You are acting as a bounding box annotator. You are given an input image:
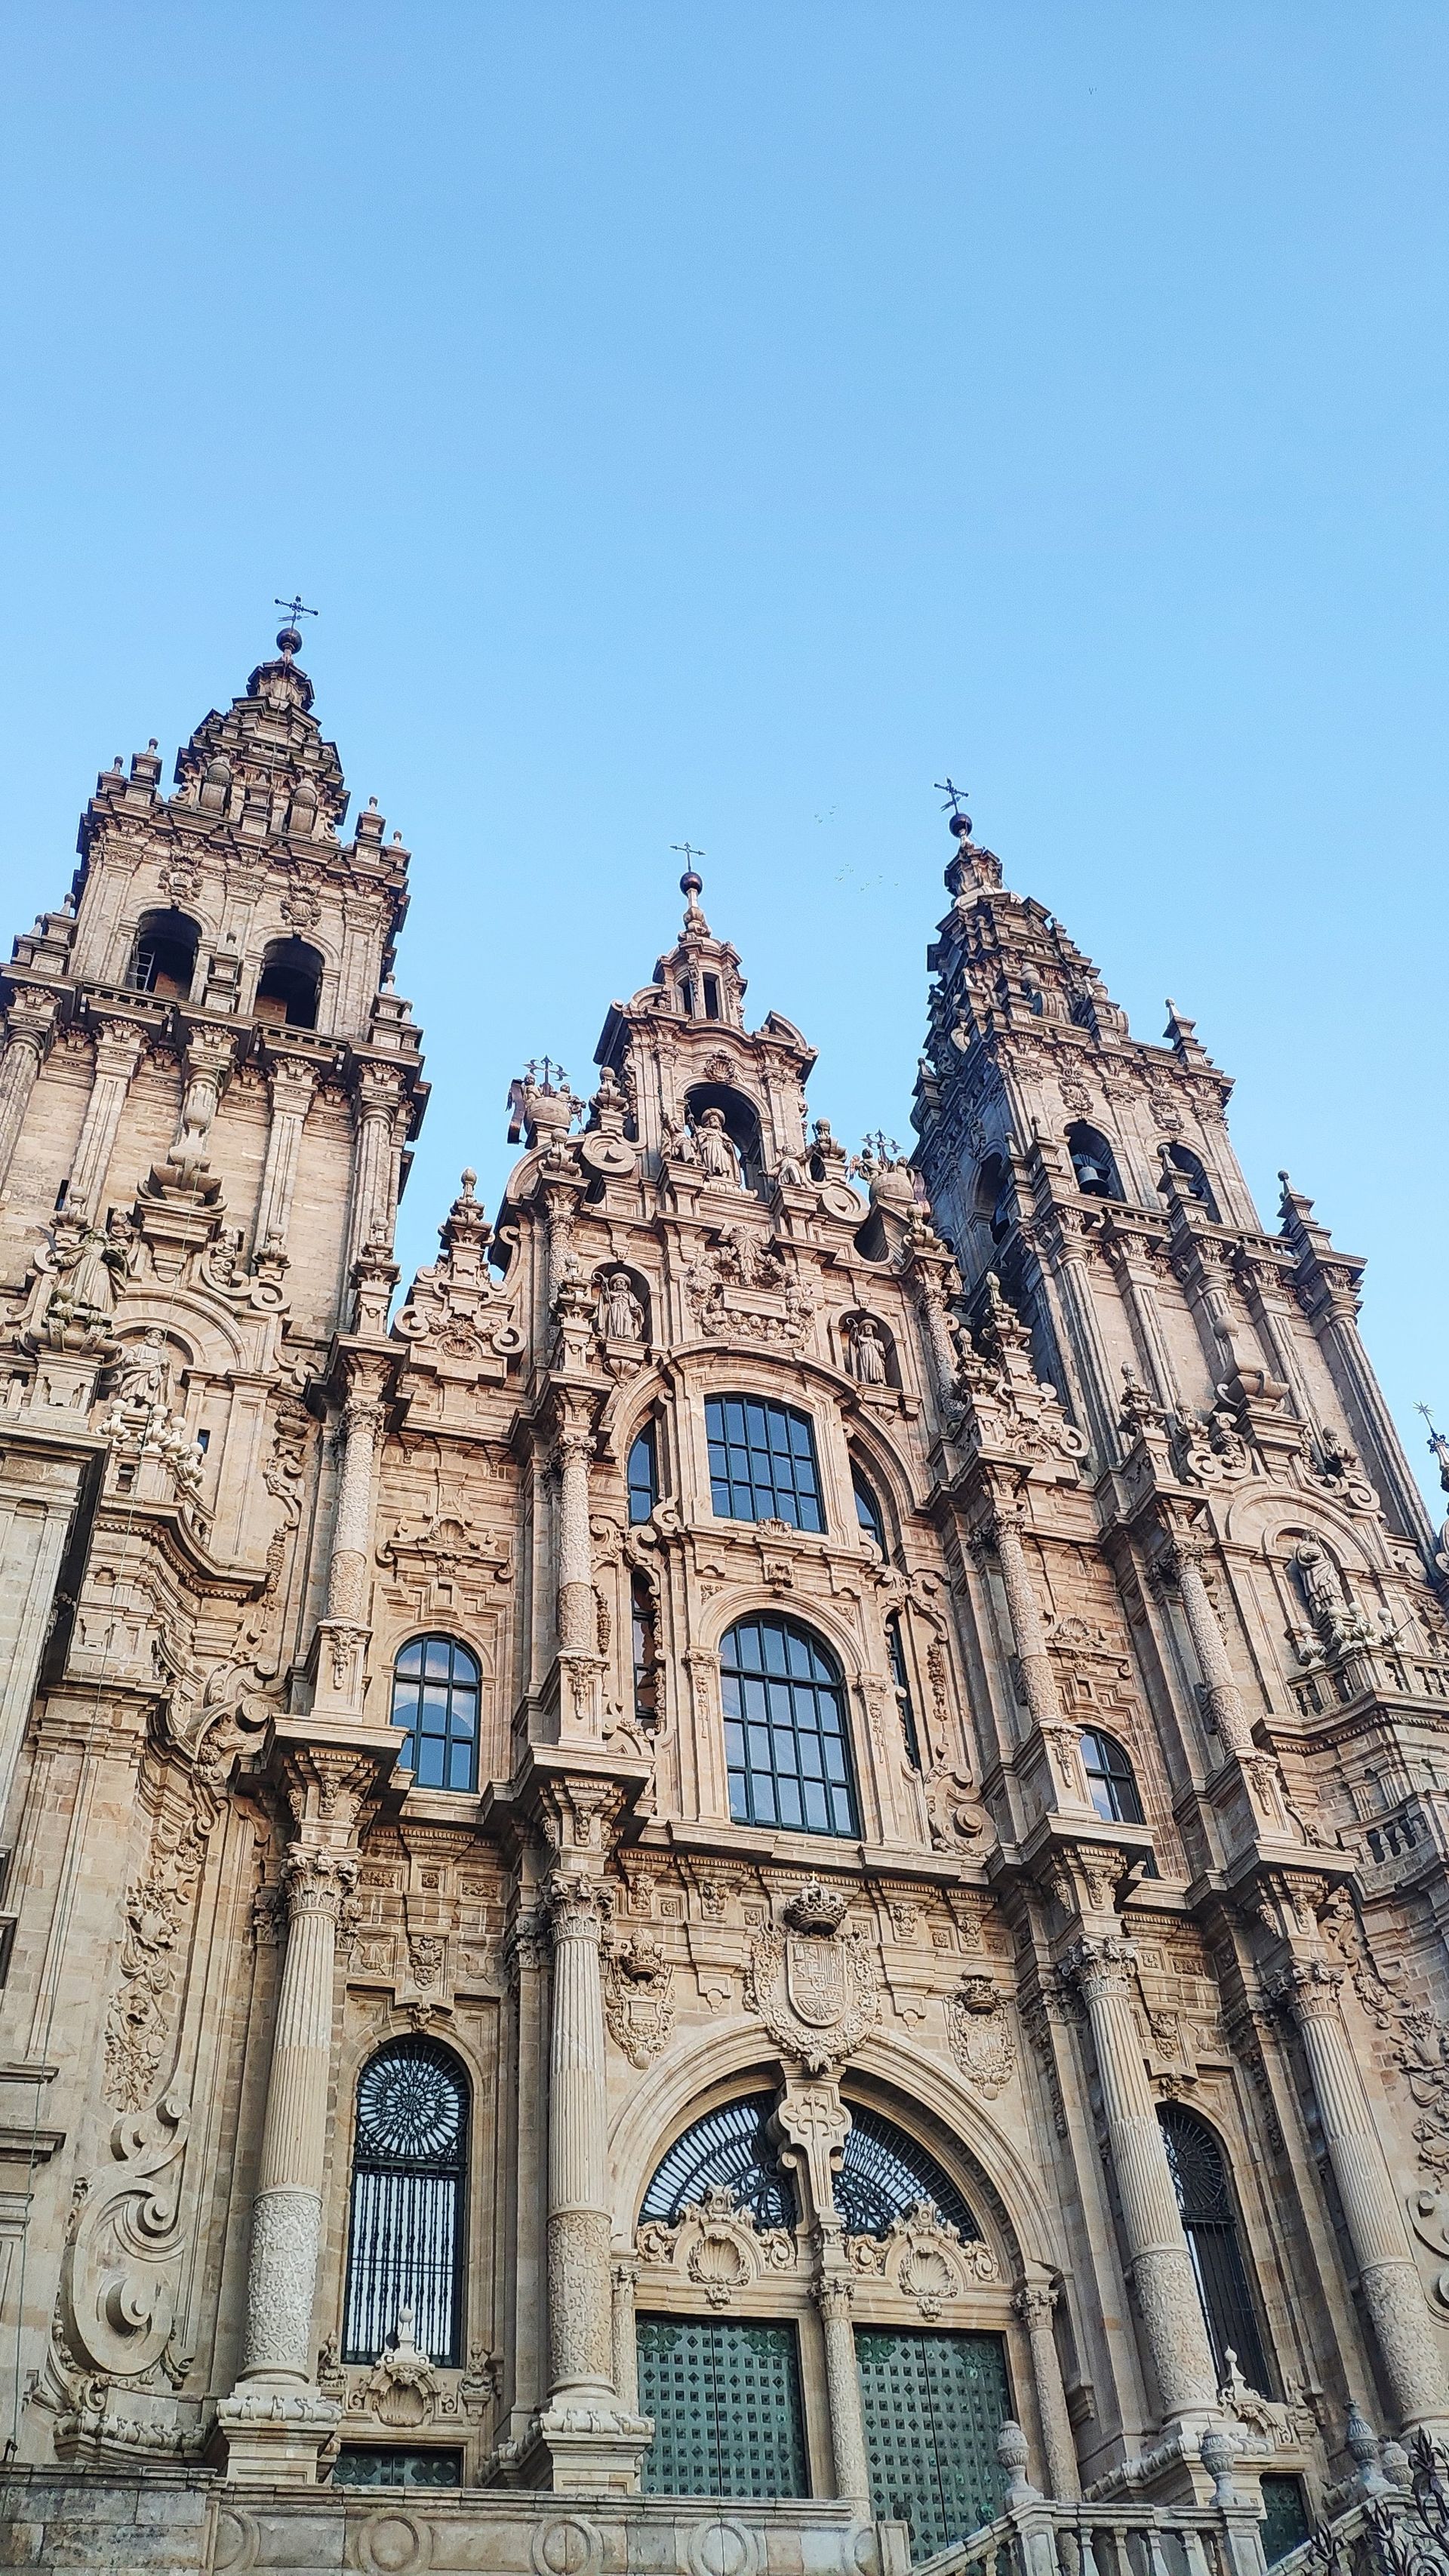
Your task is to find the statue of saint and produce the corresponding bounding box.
[850,1316,888,1385]
[695,1109,741,1186]
[596,1271,645,1342]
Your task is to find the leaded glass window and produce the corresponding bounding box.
[857,2328,1008,2556]
[343,2040,466,2366]
[641,2094,795,2229]
[838,2106,981,2242]
[1158,2104,1272,2391]
[637,2317,808,2498]
[628,1423,658,1523]
[1081,1728,1144,1825]
[721,1615,858,1837]
[391,1636,480,1793]
[706,1396,823,1531]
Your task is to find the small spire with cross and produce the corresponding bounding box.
[671,842,707,916]
[273,596,318,657]
[934,777,972,836]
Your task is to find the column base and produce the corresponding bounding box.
[514,2398,654,2494]
[210,2383,341,2485]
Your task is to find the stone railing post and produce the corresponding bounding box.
[816,2273,872,2507]
[1064,1934,1218,2423]
[1014,2281,1080,2498]
[1275,1960,1447,2429]
[0,992,57,1187]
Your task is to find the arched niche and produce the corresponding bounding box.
[684,1082,764,1192]
[128,908,200,1002]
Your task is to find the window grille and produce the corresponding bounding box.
[1081,1728,1144,1825]
[343,2040,466,2366]
[837,2107,980,2241]
[721,1615,857,1837]
[885,1614,921,1768]
[641,2094,796,2229]
[1158,2104,1272,2391]
[853,1467,886,1557]
[333,2448,463,2488]
[637,2317,808,2498]
[706,1396,823,1531]
[627,1423,658,1523]
[391,1636,480,1793]
[1260,2476,1312,2565]
[856,2328,1008,2556]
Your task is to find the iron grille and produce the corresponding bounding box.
[856,2328,1008,2556]
[706,1396,824,1531]
[837,2107,981,2241]
[332,2447,463,2488]
[1158,2102,1272,2391]
[636,2316,808,2498]
[641,2095,796,2228]
[343,2039,466,2366]
[721,1614,858,1837]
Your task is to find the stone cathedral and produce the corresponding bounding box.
[2,629,1447,2576]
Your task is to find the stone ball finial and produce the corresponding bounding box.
[276,625,303,657]
[460,1168,478,1197]
[680,866,703,900]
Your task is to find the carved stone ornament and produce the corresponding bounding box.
[683,1231,817,1346]
[58,2092,190,2383]
[947,1974,1017,2098]
[363,2306,439,2427]
[635,2185,796,2307]
[846,2199,998,2316]
[601,1935,676,2067]
[745,1885,879,2074]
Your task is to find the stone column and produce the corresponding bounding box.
[555,1425,595,1657]
[0,993,56,1188]
[327,1384,386,1627]
[1066,1934,1218,2421]
[1014,2282,1079,2498]
[545,1872,615,2398]
[913,1273,961,1418]
[67,1018,143,1218]
[611,2258,639,2409]
[342,1063,404,1282]
[252,1053,317,1254]
[987,1509,1094,1811]
[1276,1962,1448,2429]
[816,2273,872,2507]
[1163,1540,1254,1760]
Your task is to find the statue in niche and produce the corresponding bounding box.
[850,1316,889,1386]
[664,1115,698,1165]
[41,1209,133,1345]
[777,1147,807,1188]
[595,1272,645,1343]
[695,1109,742,1186]
[115,1328,168,1411]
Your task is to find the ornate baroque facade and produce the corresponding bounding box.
[2,636,1447,2574]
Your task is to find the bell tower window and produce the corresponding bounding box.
[254,937,322,1029]
[128,909,198,1002]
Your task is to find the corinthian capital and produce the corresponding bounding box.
[1060,1933,1138,1999]
[546,1868,609,1940]
[1267,1957,1345,2023]
[282,1847,360,1919]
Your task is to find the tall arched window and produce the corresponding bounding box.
[885,1614,921,1769]
[128,909,199,1001]
[641,2094,796,2228]
[391,1636,480,1792]
[627,1422,658,1522]
[721,1614,858,1836]
[1066,1122,1124,1202]
[343,2039,467,2365]
[1165,1141,1221,1220]
[853,1463,886,1557]
[1081,1728,1144,1824]
[1158,2104,1271,2391]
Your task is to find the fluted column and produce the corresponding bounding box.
[816,2273,872,2506]
[1014,2282,1079,2498]
[988,1508,1094,1811]
[342,1063,404,1283]
[1276,1961,1447,2428]
[0,993,57,1188]
[1066,1934,1217,2421]
[67,1018,143,1218]
[327,1385,386,1627]
[555,1425,595,1657]
[546,1872,614,2397]
[239,1848,356,2381]
[1163,1540,1254,1759]
[252,1053,316,1254]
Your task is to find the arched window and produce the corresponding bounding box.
[837,2105,982,2240]
[853,1463,886,1557]
[706,1396,823,1531]
[627,1423,657,1523]
[343,2039,467,2365]
[721,1615,858,1836]
[641,2093,796,2228]
[254,936,321,1029]
[1066,1122,1124,1202]
[391,1636,480,1793]
[1081,1728,1144,1824]
[1166,1142,1221,1222]
[885,1614,921,1768]
[128,909,198,1001]
[974,1154,1012,1244]
[1158,2104,1272,2391]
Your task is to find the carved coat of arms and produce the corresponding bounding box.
[745,1882,879,2074]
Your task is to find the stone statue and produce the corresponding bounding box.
[777,1149,807,1188]
[850,1316,888,1385]
[116,1328,168,1411]
[665,1115,698,1165]
[41,1211,132,1347]
[595,1272,645,1343]
[694,1109,741,1186]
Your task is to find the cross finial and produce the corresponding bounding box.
[671,842,705,869]
[934,777,970,823]
[672,842,706,906]
[273,596,318,654]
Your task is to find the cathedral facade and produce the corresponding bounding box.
[2,632,1448,2575]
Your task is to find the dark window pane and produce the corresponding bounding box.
[718,1615,859,1839]
[390,1636,479,1795]
[343,2043,466,2369]
[705,1396,826,1531]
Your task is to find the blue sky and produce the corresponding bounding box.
[2,5,1445,1502]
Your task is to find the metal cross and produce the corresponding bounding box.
[527,1056,566,1092]
[670,842,706,869]
[274,595,318,630]
[934,777,969,820]
[862,1130,901,1164]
